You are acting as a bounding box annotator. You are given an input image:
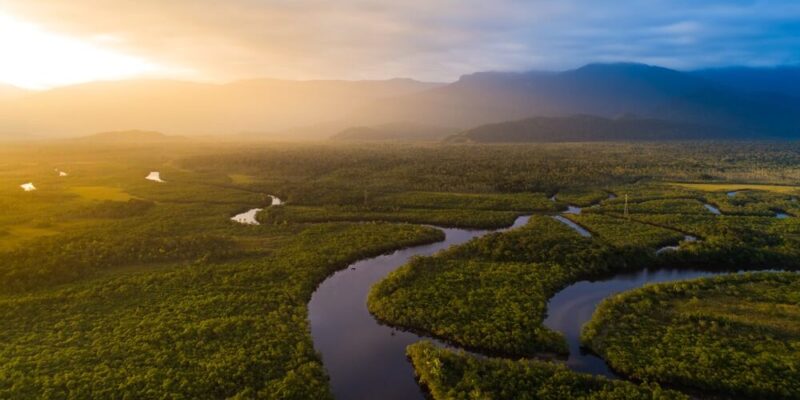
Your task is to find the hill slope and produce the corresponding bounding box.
[74,130,183,143]
[0,78,440,138]
[358,63,800,137]
[2,64,799,140]
[447,115,732,143]
[692,66,800,97]
[331,123,454,141]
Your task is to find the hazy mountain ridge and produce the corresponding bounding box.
[358,63,800,137]
[0,78,441,138]
[0,84,30,101]
[1,63,799,140]
[331,123,455,141]
[447,115,734,143]
[691,66,800,98]
[75,130,182,142]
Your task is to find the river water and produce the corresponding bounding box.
[309,216,529,400]
[305,200,779,399]
[230,195,282,225]
[542,267,727,377]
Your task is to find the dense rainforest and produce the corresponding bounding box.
[407,341,687,399]
[0,140,798,398]
[583,272,800,399]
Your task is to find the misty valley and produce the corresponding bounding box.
[0,140,798,399]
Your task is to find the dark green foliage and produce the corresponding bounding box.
[376,191,557,212]
[554,188,613,207]
[75,198,155,218]
[566,213,685,249]
[2,140,800,398]
[372,257,569,355]
[448,114,722,143]
[260,205,522,229]
[0,231,238,292]
[632,214,800,269]
[595,198,709,215]
[369,216,654,355]
[407,341,687,400]
[181,142,800,201]
[0,222,443,399]
[705,190,796,216]
[583,272,800,399]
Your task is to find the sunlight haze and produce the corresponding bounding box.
[0,2,799,400]
[0,12,162,89]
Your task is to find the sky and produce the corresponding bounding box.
[0,0,798,89]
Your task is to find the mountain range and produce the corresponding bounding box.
[446,115,727,143]
[0,79,439,138]
[1,63,799,140]
[358,63,800,139]
[331,123,454,141]
[0,84,29,101]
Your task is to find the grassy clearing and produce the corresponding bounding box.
[228,173,256,184]
[595,198,710,215]
[668,182,800,194]
[555,188,613,206]
[376,191,558,212]
[260,205,522,229]
[0,225,61,251]
[70,185,133,201]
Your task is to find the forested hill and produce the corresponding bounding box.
[445,115,733,143]
[3,63,800,140]
[330,123,454,141]
[74,130,183,143]
[691,66,800,97]
[359,63,800,138]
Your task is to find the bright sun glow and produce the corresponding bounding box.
[0,13,159,89]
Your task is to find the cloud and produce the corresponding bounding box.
[1,0,798,82]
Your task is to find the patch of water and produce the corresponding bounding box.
[231,208,262,225]
[564,205,582,214]
[655,235,698,255]
[145,171,165,183]
[704,204,721,215]
[20,182,36,191]
[552,215,591,237]
[231,196,283,225]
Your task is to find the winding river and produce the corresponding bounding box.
[304,197,782,399]
[309,216,530,400]
[542,267,727,377]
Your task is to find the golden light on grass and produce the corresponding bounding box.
[0,12,159,89]
[70,186,133,201]
[669,182,800,194]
